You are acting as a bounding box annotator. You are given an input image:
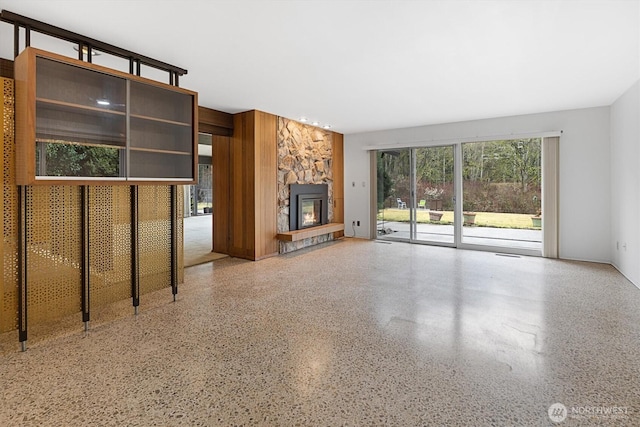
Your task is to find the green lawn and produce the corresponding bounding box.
[377,208,538,229]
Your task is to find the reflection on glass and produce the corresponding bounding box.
[37,57,127,113]
[36,141,122,177]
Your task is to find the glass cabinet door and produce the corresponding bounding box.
[35,57,127,179]
[128,81,194,180]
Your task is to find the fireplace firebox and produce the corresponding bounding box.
[289,184,328,231]
[299,195,323,228]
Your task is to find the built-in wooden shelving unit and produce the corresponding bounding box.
[15,47,198,185]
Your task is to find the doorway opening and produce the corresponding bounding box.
[183,133,227,266]
[185,133,213,217]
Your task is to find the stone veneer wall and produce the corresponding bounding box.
[277,117,334,254]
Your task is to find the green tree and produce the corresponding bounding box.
[416,146,454,185]
[377,152,394,209]
[507,138,540,192]
[42,143,120,177]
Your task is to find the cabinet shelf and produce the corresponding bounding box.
[130,147,190,156]
[36,99,126,146]
[15,47,198,185]
[130,113,190,127]
[37,98,127,116]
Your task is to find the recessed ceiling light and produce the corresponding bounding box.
[323,124,331,129]
[299,117,308,122]
[96,99,110,106]
[312,121,319,126]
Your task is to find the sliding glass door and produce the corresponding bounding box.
[412,146,455,245]
[460,139,542,252]
[376,138,544,256]
[376,146,456,246]
[377,149,411,241]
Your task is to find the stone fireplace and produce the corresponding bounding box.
[277,118,335,254]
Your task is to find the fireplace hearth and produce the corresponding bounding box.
[289,184,328,231]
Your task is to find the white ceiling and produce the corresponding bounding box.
[1,0,638,134]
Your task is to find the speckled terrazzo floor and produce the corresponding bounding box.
[1,239,639,426]
[184,215,228,267]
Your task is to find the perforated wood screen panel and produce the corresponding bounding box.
[177,185,184,284]
[90,186,132,307]
[139,186,171,295]
[2,78,18,332]
[1,76,184,337]
[27,186,82,324]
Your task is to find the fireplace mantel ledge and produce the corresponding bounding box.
[276,223,344,242]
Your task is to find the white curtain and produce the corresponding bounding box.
[542,136,559,258]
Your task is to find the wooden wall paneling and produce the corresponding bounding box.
[228,111,256,259]
[242,112,257,259]
[198,106,233,136]
[215,110,329,260]
[199,123,233,137]
[212,135,230,254]
[200,106,234,254]
[253,111,278,260]
[229,112,244,258]
[332,132,345,238]
[199,106,234,133]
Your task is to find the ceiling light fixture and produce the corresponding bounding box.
[96,99,110,106]
[298,117,333,130]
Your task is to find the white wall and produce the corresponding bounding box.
[611,80,640,286]
[344,107,611,263]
